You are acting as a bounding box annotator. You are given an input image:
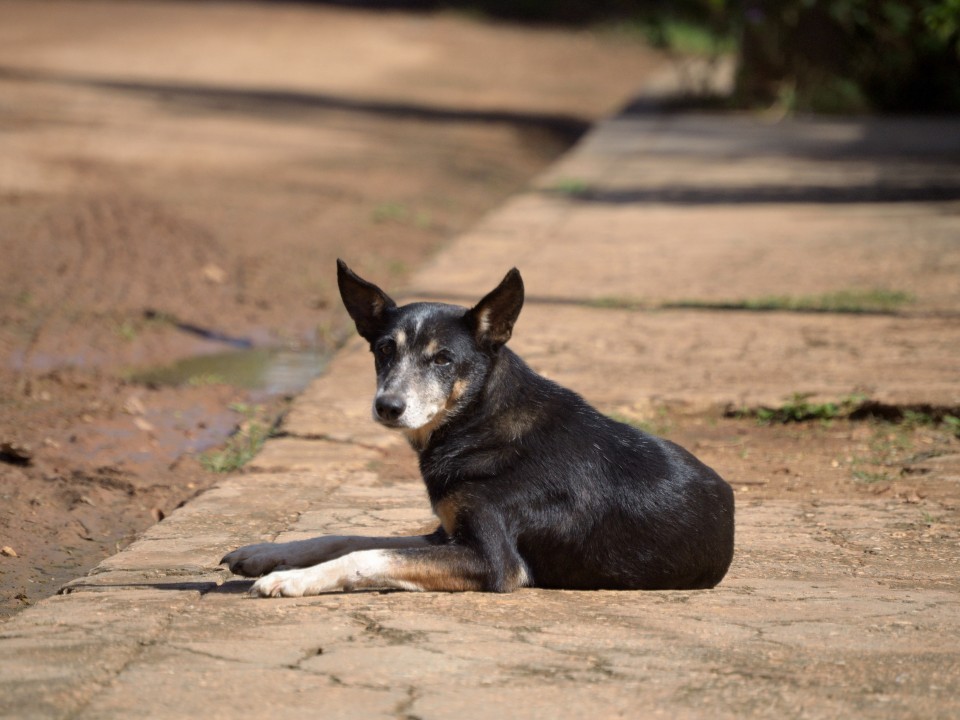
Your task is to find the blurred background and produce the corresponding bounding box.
[416,0,960,112]
[1,0,958,614]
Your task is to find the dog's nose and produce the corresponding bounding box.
[375,395,406,422]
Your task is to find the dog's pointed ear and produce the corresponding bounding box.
[465,268,524,351]
[337,259,397,342]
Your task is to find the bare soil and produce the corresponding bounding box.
[0,0,663,617]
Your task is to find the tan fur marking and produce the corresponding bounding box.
[499,405,537,441]
[449,378,470,402]
[397,550,530,593]
[434,495,461,536]
[424,338,439,356]
[398,562,484,592]
[347,549,484,592]
[395,329,407,347]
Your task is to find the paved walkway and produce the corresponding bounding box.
[3,80,960,718]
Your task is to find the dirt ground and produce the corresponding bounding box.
[0,0,665,617]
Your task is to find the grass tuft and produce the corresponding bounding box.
[667,289,913,315]
[585,296,647,311]
[200,403,274,473]
[547,178,592,197]
[599,17,735,57]
[941,415,960,438]
[742,393,868,425]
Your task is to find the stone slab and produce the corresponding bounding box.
[411,115,960,313]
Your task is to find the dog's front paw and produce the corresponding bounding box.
[250,568,319,598]
[222,537,351,577]
[221,543,285,577]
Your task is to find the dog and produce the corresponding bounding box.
[222,260,735,596]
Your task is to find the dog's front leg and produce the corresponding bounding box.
[250,544,527,597]
[221,533,439,577]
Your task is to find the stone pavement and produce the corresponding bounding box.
[3,100,960,717]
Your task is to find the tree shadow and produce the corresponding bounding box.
[0,65,588,146]
[546,183,960,205]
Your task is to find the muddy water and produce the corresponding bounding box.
[132,347,329,398]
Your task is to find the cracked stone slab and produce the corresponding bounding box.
[4,497,960,719]
[411,115,960,313]
[59,471,350,592]
[734,499,960,591]
[246,436,382,474]
[497,305,959,412]
[78,663,407,719]
[0,590,198,718]
[272,475,434,540]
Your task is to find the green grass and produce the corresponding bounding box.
[845,413,960,485]
[885,410,960,437]
[200,403,273,473]
[945,415,960,438]
[852,469,893,484]
[228,401,256,416]
[599,17,735,57]
[667,289,913,315]
[547,178,592,197]
[115,319,138,342]
[371,202,433,231]
[200,421,269,473]
[571,289,912,316]
[745,393,868,425]
[371,202,409,223]
[187,373,227,387]
[585,296,648,311]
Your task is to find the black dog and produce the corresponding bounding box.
[222,260,734,596]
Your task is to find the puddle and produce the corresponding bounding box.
[131,347,330,396]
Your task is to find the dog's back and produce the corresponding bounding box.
[420,346,735,591]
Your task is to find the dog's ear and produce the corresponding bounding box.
[337,259,397,342]
[465,268,524,351]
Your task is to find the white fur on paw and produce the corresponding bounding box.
[249,550,397,598]
[250,568,314,598]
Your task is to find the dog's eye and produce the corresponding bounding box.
[432,351,453,366]
[377,341,395,358]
